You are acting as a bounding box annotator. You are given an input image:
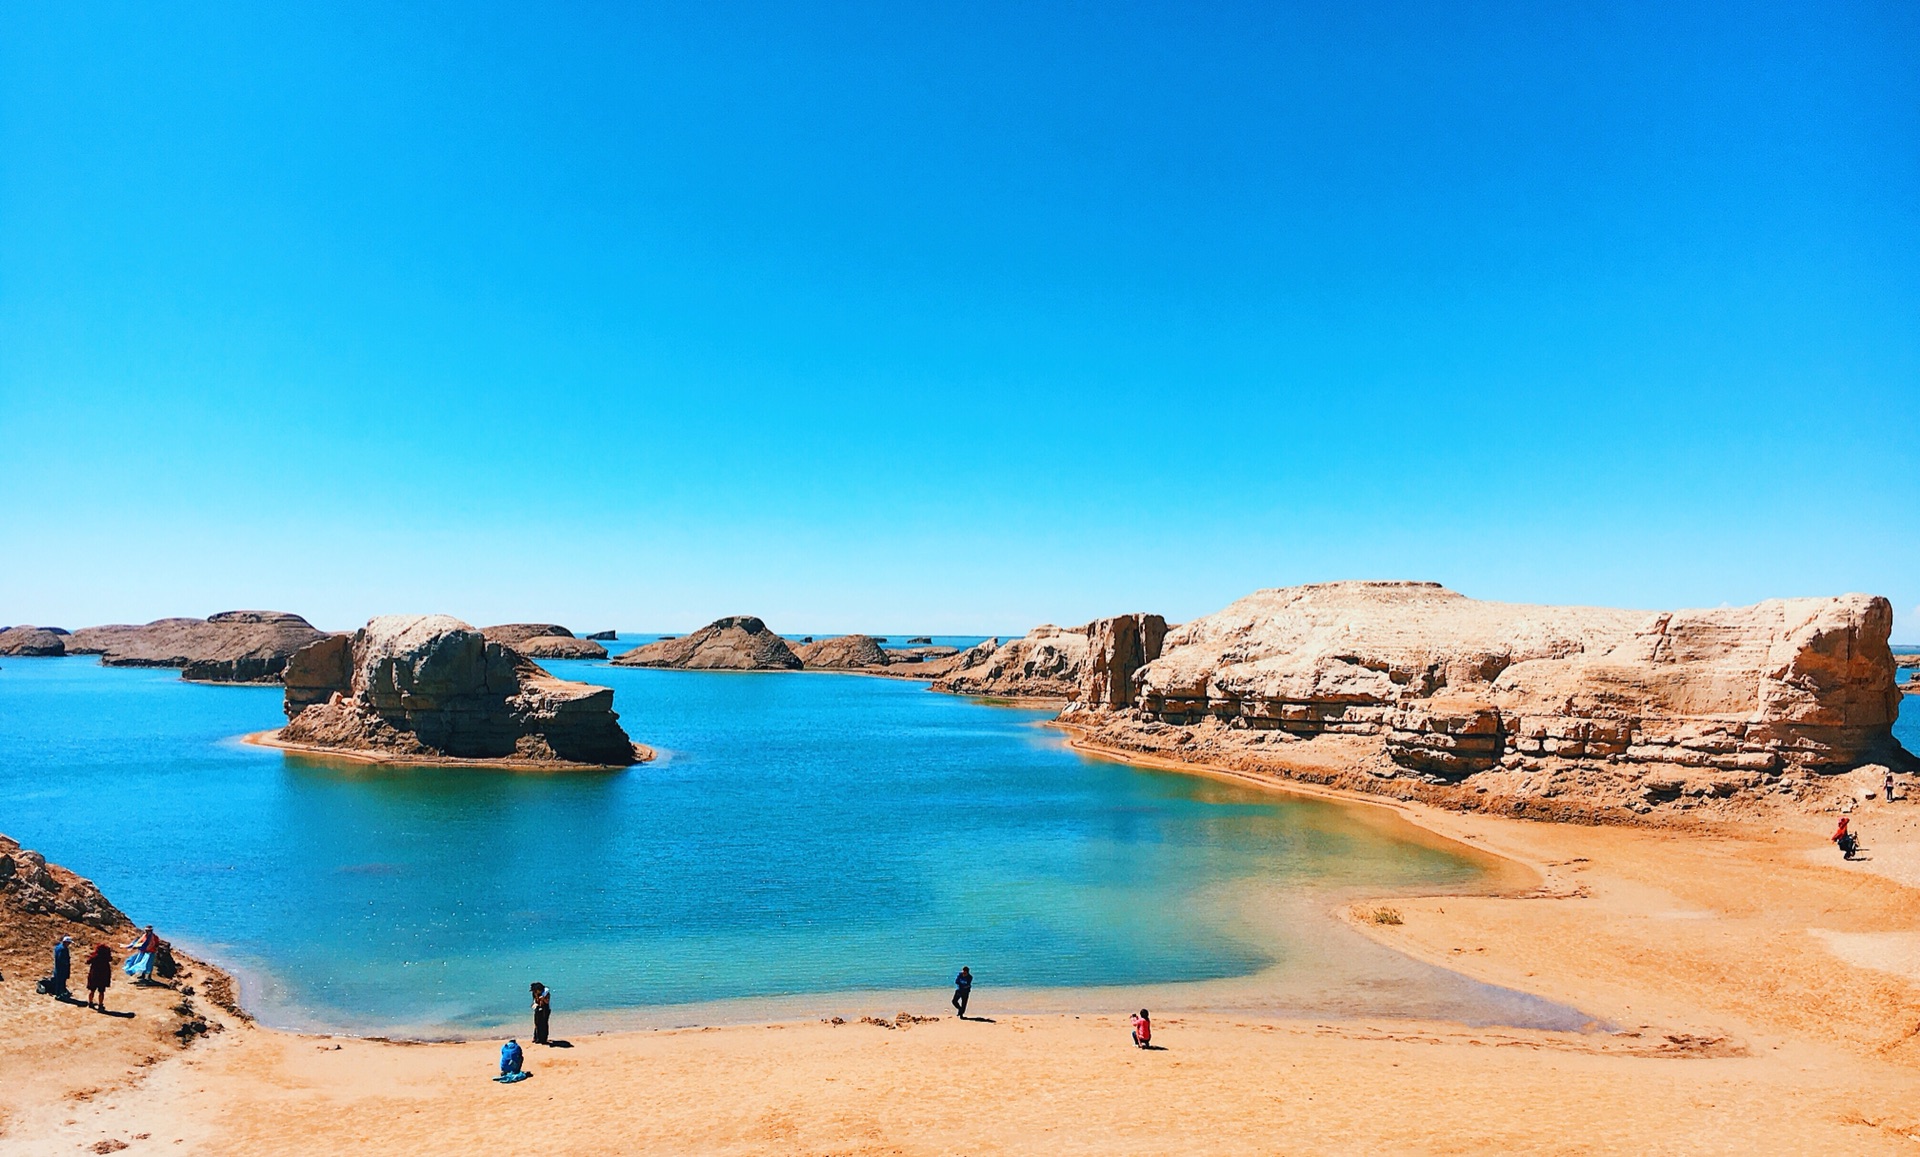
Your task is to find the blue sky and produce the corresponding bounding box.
[2,2,1916,638]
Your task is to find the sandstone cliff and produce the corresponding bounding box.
[1053,583,1906,792]
[64,612,329,683]
[934,625,1092,698]
[793,634,890,669]
[0,626,68,656]
[278,615,638,766]
[612,616,802,670]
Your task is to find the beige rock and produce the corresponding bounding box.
[278,614,637,766]
[611,617,802,670]
[507,635,608,660]
[0,626,67,656]
[64,612,329,683]
[793,634,889,669]
[1120,582,1902,777]
[935,625,1089,698]
[480,623,574,645]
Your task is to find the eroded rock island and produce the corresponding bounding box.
[63,611,329,683]
[481,623,608,660]
[612,616,802,670]
[275,615,639,767]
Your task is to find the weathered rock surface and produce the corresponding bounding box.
[888,645,961,664]
[0,626,68,656]
[481,623,573,645]
[585,630,618,641]
[1074,582,1904,778]
[934,625,1091,698]
[612,616,802,670]
[793,634,890,669]
[509,635,609,660]
[278,615,637,766]
[64,611,329,683]
[1,834,127,929]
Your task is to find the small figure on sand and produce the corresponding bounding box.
[1831,815,1859,860]
[85,943,113,1011]
[1131,1009,1152,1049]
[497,1038,528,1082]
[951,966,973,1017]
[1886,769,1898,803]
[47,935,72,998]
[531,982,552,1045]
[124,924,160,983]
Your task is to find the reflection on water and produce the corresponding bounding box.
[3,652,1583,1034]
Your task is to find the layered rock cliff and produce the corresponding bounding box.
[278,615,638,766]
[933,624,1093,698]
[612,616,802,670]
[1048,583,1907,796]
[64,612,329,683]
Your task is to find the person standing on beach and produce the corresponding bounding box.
[1886,769,1898,803]
[124,924,159,983]
[50,935,72,997]
[85,943,112,1011]
[530,982,551,1045]
[951,966,973,1017]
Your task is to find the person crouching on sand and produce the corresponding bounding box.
[952,966,973,1017]
[500,1039,524,1077]
[1832,816,1859,860]
[85,943,113,1011]
[1131,1009,1152,1049]
[530,982,551,1045]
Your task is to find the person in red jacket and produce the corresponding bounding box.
[1131,1009,1152,1048]
[1832,816,1859,860]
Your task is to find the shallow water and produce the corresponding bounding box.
[0,644,1738,1035]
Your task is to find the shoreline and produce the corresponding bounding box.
[240,729,656,771]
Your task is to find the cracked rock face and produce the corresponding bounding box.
[279,615,636,766]
[62,611,329,683]
[0,835,127,929]
[792,634,890,669]
[1121,582,1902,776]
[611,616,802,670]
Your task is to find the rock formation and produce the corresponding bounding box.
[888,645,961,664]
[612,616,802,670]
[585,630,618,641]
[1061,582,1905,780]
[1,834,127,929]
[278,615,638,766]
[64,612,329,683]
[934,625,1091,698]
[479,624,607,659]
[793,634,890,669]
[0,626,68,656]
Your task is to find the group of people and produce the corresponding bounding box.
[494,966,1159,1080]
[43,925,168,1011]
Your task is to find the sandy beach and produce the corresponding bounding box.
[6,746,1918,1156]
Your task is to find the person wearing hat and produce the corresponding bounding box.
[49,935,72,997]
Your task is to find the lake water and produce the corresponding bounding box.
[19,641,1900,1038]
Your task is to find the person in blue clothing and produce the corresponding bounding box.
[951,966,973,1017]
[49,935,72,997]
[500,1039,525,1077]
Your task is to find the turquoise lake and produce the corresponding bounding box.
[19,644,1908,1037]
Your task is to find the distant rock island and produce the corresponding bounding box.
[0,625,70,656]
[481,624,608,660]
[60,612,330,682]
[612,616,803,670]
[271,615,641,767]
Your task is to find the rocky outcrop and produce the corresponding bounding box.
[934,625,1091,698]
[478,624,608,659]
[1,835,127,929]
[0,626,68,656]
[794,634,890,669]
[277,615,638,766]
[510,635,608,660]
[889,645,961,664]
[585,630,618,641]
[1081,614,1169,710]
[481,623,573,646]
[612,616,802,670]
[65,612,329,683]
[1091,582,1904,778]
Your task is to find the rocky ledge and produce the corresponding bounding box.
[613,616,802,670]
[481,624,608,660]
[276,615,640,766]
[0,625,70,656]
[792,634,890,669]
[63,611,330,683]
[1003,582,1911,817]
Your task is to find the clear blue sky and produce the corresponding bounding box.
[3,2,1916,638]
